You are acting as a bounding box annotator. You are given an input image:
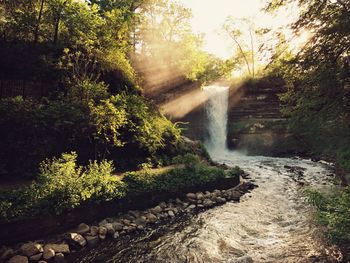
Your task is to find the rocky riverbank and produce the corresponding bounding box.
[0,182,256,263]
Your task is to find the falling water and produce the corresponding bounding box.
[203,85,229,154]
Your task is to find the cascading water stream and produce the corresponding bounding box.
[70,85,340,263]
[203,85,229,155]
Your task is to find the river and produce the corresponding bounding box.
[69,86,340,263]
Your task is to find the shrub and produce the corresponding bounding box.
[305,188,350,245]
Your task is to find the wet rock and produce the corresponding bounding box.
[29,253,42,261]
[54,253,65,263]
[20,242,43,257]
[113,232,120,239]
[86,235,99,246]
[186,193,196,199]
[9,255,28,263]
[77,223,90,235]
[43,248,55,260]
[90,226,99,236]
[44,244,70,254]
[112,222,124,231]
[65,233,87,248]
[1,248,14,259]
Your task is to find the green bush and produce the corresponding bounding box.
[305,188,350,244]
[0,153,126,221]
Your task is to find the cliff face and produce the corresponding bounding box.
[149,77,301,156]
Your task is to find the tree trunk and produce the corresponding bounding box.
[249,28,255,78]
[232,36,252,76]
[34,0,45,44]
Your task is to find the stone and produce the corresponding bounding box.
[9,255,28,263]
[86,235,99,246]
[104,223,115,235]
[129,210,141,218]
[54,253,65,263]
[196,192,204,200]
[98,226,107,236]
[112,222,124,231]
[188,198,197,204]
[175,198,182,204]
[113,232,120,239]
[146,213,157,223]
[188,204,196,210]
[43,248,55,260]
[44,244,70,254]
[186,193,196,199]
[77,223,90,235]
[197,204,204,208]
[99,234,107,240]
[90,226,99,236]
[137,225,144,231]
[159,202,167,209]
[38,261,48,263]
[203,199,214,207]
[168,211,175,217]
[151,206,162,214]
[1,248,14,259]
[99,219,108,226]
[66,233,87,248]
[20,242,43,257]
[133,217,147,226]
[29,253,43,261]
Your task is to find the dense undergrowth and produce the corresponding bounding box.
[0,153,243,222]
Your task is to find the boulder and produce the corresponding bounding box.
[8,255,28,263]
[44,244,70,254]
[54,253,65,263]
[186,193,196,199]
[90,226,99,236]
[104,223,115,235]
[20,242,43,257]
[112,222,124,231]
[1,248,14,259]
[151,206,162,214]
[146,213,157,223]
[168,211,175,218]
[77,223,90,235]
[29,253,42,261]
[65,233,87,248]
[43,248,55,260]
[86,236,99,246]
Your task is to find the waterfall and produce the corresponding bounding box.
[203,85,229,155]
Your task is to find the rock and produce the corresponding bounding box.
[145,213,157,223]
[86,235,99,246]
[98,226,107,236]
[99,234,107,240]
[65,233,87,248]
[44,244,70,254]
[186,193,196,199]
[123,214,135,221]
[197,204,204,208]
[77,223,90,235]
[38,261,48,263]
[151,206,162,214]
[159,202,167,209]
[9,255,28,263]
[98,219,108,226]
[203,199,214,207]
[112,222,124,231]
[1,248,14,259]
[168,211,175,217]
[29,253,42,261]
[196,192,204,200]
[188,204,196,210]
[113,232,120,239]
[188,198,197,204]
[90,226,99,236]
[104,223,115,235]
[54,253,65,263]
[43,248,55,260]
[137,225,144,231]
[133,217,147,226]
[175,198,182,204]
[20,242,43,257]
[129,210,141,218]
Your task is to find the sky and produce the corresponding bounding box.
[177,0,299,59]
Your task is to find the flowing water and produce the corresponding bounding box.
[70,86,340,263]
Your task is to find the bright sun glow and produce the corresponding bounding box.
[177,0,302,59]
